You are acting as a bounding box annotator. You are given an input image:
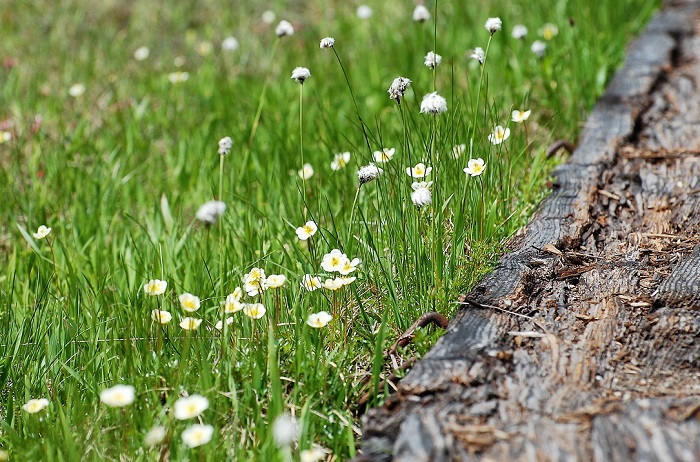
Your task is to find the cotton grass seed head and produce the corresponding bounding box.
[331,152,351,170]
[413,5,430,22]
[144,279,167,296]
[244,303,266,319]
[485,17,502,35]
[512,25,528,39]
[531,40,547,58]
[320,37,335,49]
[488,125,510,145]
[182,424,214,448]
[307,311,333,328]
[357,5,372,19]
[196,200,226,225]
[291,67,311,84]
[22,398,49,414]
[174,394,209,420]
[358,163,383,185]
[296,220,318,240]
[275,20,294,37]
[144,426,167,447]
[512,109,532,123]
[218,136,233,156]
[470,47,485,65]
[424,51,442,69]
[33,225,51,239]
[388,77,412,104]
[272,414,299,447]
[151,309,172,324]
[420,92,447,115]
[411,182,432,208]
[100,384,136,408]
[221,37,239,51]
[464,158,486,177]
[134,46,150,61]
[262,10,276,25]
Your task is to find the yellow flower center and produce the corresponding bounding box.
[303,225,314,234]
[184,299,196,309]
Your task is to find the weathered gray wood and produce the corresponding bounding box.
[358,1,700,460]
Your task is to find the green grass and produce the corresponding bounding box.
[1,0,658,460]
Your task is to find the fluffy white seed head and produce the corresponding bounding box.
[320,37,335,49]
[512,25,528,39]
[196,200,226,225]
[485,17,502,35]
[388,77,412,104]
[358,163,383,185]
[275,20,294,37]
[424,51,442,69]
[413,5,430,22]
[470,47,485,65]
[420,92,447,115]
[291,67,311,84]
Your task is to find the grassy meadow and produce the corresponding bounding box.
[1,0,658,460]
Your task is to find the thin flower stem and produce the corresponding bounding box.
[471,35,493,141]
[332,47,372,155]
[247,38,280,150]
[479,175,486,240]
[433,0,438,92]
[219,153,225,290]
[347,187,361,243]
[299,84,307,218]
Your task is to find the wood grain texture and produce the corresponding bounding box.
[358,1,700,460]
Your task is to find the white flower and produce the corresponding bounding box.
[411,181,433,208]
[272,414,299,447]
[320,37,335,49]
[531,40,547,58]
[218,136,233,156]
[298,163,314,180]
[178,293,200,312]
[100,384,136,408]
[358,163,383,185]
[265,274,287,288]
[540,23,558,40]
[331,152,351,170]
[221,37,239,51]
[296,220,318,240]
[196,41,213,56]
[470,47,485,65]
[215,317,234,330]
[33,225,51,239]
[388,77,412,104]
[243,303,266,319]
[420,92,447,115]
[413,5,430,22]
[452,144,466,158]
[291,67,311,84]
[134,46,150,61]
[144,426,167,447]
[373,147,395,163]
[406,162,432,178]
[321,249,347,273]
[179,317,203,331]
[485,17,502,35]
[322,277,344,291]
[224,292,245,313]
[488,125,510,145]
[181,424,214,448]
[195,200,226,225]
[262,10,276,24]
[301,448,327,462]
[244,267,266,284]
[275,20,294,37]
[68,83,85,97]
[301,274,322,291]
[0,131,11,143]
[511,109,532,123]
[511,25,528,39]
[143,279,167,296]
[307,311,333,328]
[424,51,442,69]
[174,56,185,67]
[22,398,49,414]
[151,309,173,324]
[339,276,357,286]
[339,257,360,275]
[174,394,209,420]
[244,279,268,297]
[168,72,189,83]
[357,5,372,19]
[464,158,486,177]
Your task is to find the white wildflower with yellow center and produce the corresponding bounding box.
[134,46,150,61]
[488,125,510,145]
[100,384,135,408]
[182,424,215,448]
[301,448,327,462]
[143,279,167,296]
[151,309,172,324]
[511,109,532,123]
[321,249,347,273]
[298,163,314,180]
[0,131,11,143]
[174,394,209,420]
[265,274,287,288]
[373,147,395,163]
[322,277,344,291]
[224,295,245,313]
[301,274,322,292]
[339,257,361,276]
[68,83,85,97]
[339,276,357,286]
[307,311,333,328]
[168,72,189,83]
[215,317,234,330]
[144,426,166,447]
[22,398,49,414]
[33,225,52,239]
[196,41,213,56]
[453,144,466,158]
[296,220,318,240]
[464,158,486,177]
[178,293,201,312]
[331,152,351,170]
[243,303,266,319]
[406,162,432,178]
[179,317,202,331]
[540,23,558,40]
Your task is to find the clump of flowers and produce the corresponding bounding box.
[488,125,510,145]
[388,77,412,104]
[411,181,433,208]
[485,17,502,35]
[143,279,167,296]
[424,51,442,69]
[358,163,383,185]
[33,225,51,239]
[464,158,486,177]
[420,92,447,114]
[307,311,333,328]
[291,67,311,84]
[100,384,136,408]
[196,200,226,225]
[331,152,351,170]
[275,20,294,37]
